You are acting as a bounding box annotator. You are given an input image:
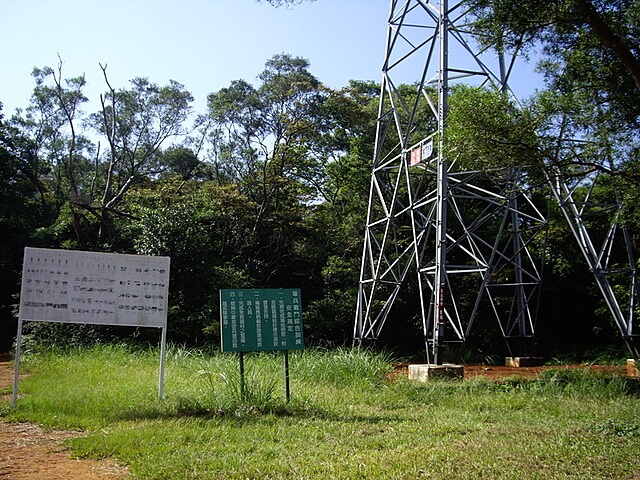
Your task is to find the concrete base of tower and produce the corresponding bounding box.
[627,359,639,378]
[408,363,464,382]
[505,357,544,368]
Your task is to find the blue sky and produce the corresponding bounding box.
[0,0,391,116]
[0,0,543,118]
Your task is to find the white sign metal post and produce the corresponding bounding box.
[12,247,170,408]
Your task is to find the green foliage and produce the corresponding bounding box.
[158,146,203,180]
[127,179,248,345]
[0,106,54,350]
[3,32,640,359]
[537,367,639,397]
[591,418,640,437]
[7,344,162,429]
[445,85,542,179]
[466,0,640,181]
[292,347,392,386]
[459,1,640,358]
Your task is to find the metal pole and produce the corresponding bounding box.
[284,350,290,403]
[509,180,529,356]
[239,351,245,401]
[353,0,547,360]
[12,317,23,408]
[158,325,167,399]
[433,0,449,365]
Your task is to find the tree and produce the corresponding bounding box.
[465,0,640,181]
[203,57,387,346]
[462,0,640,222]
[158,146,203,181]
[444,85,542,178]
[124,178,249,344]
[9,60,96,247]
[294,80,381,346]
[0,104,52,350]
[205,54,336,285]
[9,62,195,250]
[466,0,640,91]
[90,68,194,246]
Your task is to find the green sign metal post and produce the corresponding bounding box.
[284,350,290,402]
[220,289,304,402]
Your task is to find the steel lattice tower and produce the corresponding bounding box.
[546,169,640,358]
[353,0,640,361]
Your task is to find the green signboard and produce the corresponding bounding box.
[220,289,304,352]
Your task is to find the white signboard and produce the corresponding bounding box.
[13,247,171,407]
[20,247,170,327]
[422,140,433,160]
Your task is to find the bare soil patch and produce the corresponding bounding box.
[389,361,629,381]
[463,362,628,380]
[0,353,129,480]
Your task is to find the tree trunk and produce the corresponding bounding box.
[574,0,640,91]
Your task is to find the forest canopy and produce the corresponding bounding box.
[2,0,639,359]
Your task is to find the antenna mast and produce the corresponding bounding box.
[354,0,545,362]
[354,0,639,361]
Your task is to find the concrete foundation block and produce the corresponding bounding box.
[505,357,544,368]
[627,359,639,378]
[408,364,464,382]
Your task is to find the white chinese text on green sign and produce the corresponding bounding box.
[220,289,304,352]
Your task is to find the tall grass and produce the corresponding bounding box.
[2,345,639,479]
[292,347,392,385]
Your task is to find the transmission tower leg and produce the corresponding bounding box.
[548,173,639,358]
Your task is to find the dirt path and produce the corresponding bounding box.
[0,355,129,480]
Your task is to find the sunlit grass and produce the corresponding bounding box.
[2,345,639,479]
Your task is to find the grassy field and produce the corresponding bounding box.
[1,345,639,479]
